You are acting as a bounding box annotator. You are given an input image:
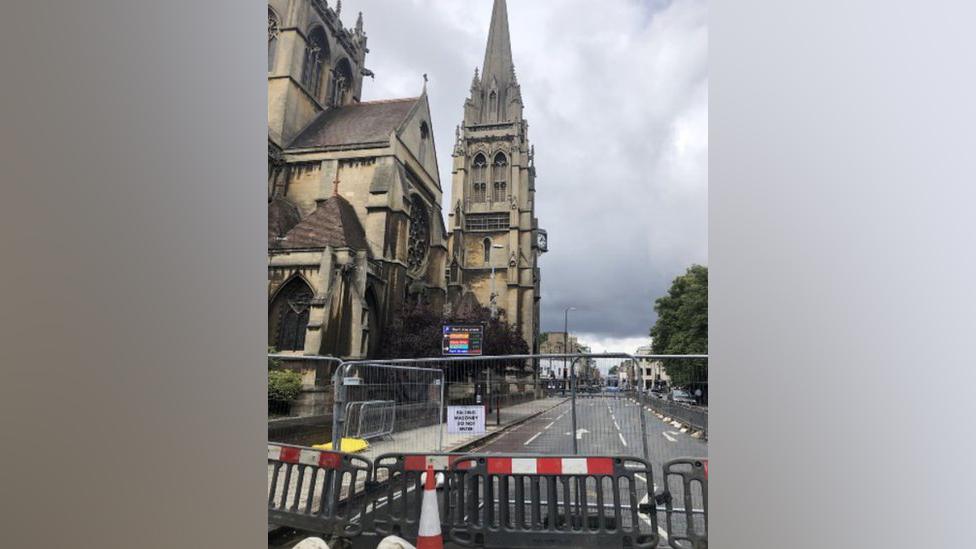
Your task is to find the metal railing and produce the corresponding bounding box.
[639,393,708,437]
[343,400,396,440]
[268,352,707,460]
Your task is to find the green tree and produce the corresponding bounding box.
[650,265,708,387]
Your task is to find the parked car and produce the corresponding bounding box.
[670,389,697,405]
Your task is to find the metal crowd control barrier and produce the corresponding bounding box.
[661,458,708,549]
[448,455,658,549]
[369,453,474,539]
[344,400,396,440]
[267,443,373,538]
[641,395,708,437]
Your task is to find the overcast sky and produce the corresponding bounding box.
[347,0,707,351]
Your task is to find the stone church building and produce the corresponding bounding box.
[447,0,546,352]
[267,0,543,359]
[267,0,447,358]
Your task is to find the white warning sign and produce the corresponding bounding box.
[447,405,486,435]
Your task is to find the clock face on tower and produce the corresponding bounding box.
[536,230,548,253]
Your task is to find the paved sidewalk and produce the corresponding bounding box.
[358,396,568,462]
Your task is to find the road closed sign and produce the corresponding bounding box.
[447,405,486,435]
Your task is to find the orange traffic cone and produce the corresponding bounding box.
[416,464,443,549]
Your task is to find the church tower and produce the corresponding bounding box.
[448,0,546,352]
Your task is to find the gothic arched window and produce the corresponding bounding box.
[418,121,430,162]
[268,9,280,73]
[331,58,354,107]
[492,153,508,203]
[407,195,430,273]
[472,154,488,203]
[483,238,492,264]
[270,277,314,352]
[302,27,329,99]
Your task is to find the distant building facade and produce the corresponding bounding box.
[267,0,447,358]
[635,344,670,391]
[538,332,579,388]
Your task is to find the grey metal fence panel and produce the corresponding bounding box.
[641,395,708,437]
[268,355,344,447]
[343,400,396,440]
[333,362,445,453]
[661,458,708,549]
[448,454,658,549]
[267,443,373,537]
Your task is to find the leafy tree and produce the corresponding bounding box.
[608,365,619,375]
[650,265,708,387]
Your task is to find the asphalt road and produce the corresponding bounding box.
[470,395,706,474]
[468,394,708,547]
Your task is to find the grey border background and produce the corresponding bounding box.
[2,1,976,548]
[712,1,976,547]
[1,1,267,547]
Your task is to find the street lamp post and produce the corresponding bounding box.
[489,244,505,318]
[564,306,576,392]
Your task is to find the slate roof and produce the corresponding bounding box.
[288,97,420,150]
[268,197,302,247]
[276,195,369,252]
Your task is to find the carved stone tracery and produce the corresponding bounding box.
[407,195,430,273]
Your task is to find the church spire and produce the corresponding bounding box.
[481,0,515,88]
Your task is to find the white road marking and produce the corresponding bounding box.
[662,432,677,442]
[544,421,555,430]
[618,432,628,446]
[524,432,542,446]
[667,431,681,437]
[634,474,669,542]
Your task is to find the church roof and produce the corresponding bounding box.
[481,0,515,88]
[288,97,421,150]
[276,194,369,252]
[268,197,302,247]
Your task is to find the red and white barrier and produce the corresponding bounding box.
[402,454,470,471]
[267,444,342,469]
[485,457,615,475]
[416,465,443,549]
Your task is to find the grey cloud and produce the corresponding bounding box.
[351,0,707,345]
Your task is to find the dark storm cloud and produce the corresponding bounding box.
[349,0,707,347]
